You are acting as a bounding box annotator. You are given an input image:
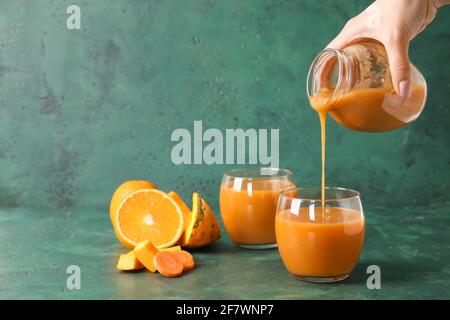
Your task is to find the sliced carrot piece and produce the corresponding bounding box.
[173,250,195,271]
[153,252,183,278]
[134,240,159,272]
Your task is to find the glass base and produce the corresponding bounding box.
[237,243,277,250]
[292,274,350,283]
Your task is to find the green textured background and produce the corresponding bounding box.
[0,0,449,300]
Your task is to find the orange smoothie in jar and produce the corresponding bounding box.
[309,85,427,132]
[276,206,365,278]
[220,179,295,247]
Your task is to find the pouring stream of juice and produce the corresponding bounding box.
[310,90,332,219]
[319,111,326,217]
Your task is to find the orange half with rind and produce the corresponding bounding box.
[110,180,156,248]
[115,189,184,249]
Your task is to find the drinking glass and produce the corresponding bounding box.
[220,167,295,249]
[276,187,365,282]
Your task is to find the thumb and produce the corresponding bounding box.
[384,39,411,98]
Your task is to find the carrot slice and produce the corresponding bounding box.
[173,250,195,271]
[153,252,183,278]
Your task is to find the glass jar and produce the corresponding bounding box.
[306,40,427,132]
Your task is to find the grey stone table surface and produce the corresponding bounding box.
[0,203,449,300]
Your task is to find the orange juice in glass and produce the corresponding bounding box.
[220,168,295,249]
[276,187,365,282]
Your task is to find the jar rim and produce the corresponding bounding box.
[306,48,352,102]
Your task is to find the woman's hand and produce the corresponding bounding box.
[328,0,445,98]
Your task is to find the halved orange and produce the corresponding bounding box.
[114,189,184,249]
[110,180,156,225]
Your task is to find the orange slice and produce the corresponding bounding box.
[182,192,221,249]
[168,191,192,243]
[115,189,184,249]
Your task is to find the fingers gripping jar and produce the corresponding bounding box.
[307,40,427,132]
